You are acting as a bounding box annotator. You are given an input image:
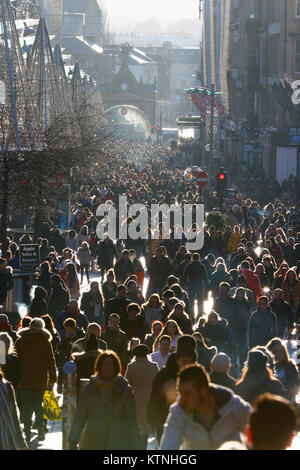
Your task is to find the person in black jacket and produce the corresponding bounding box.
[114,250,135,285]
[183,253,209,307]
[96,237,119,279]
[100,314,128,367]
[197,311,233,357]
[248,297,278,350]
[36,261,52,297]
[0,258,13,307]
[47,274,70,320]
[80,282,105,326]
[147,347,198,445]
[270,289,294,338]
[167,302,193,335]
[147,248,172,298]
[104,285,131,323]
[209,352,236,391]
[120,303,146,342]
[30,287,48,318]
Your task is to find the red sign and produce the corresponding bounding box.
[197,171,208,188]
[191,94,225,115]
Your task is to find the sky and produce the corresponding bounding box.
[100,0,200,31]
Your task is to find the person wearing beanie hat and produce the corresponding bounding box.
[0,314,17,342]
[125,344,159,448]
[234,348,286,405]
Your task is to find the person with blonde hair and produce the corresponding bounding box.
[266,338,300,402]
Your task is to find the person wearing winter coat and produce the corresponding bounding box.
[209,263,231,298]
[270,289,294,338]
[120,304,146,342]
[30,286,48,318]
[68,350,141,450]
[77,242,92,284]
[0,258,13,306]
[141,294,165,332]
[241,261,262,303]
[197,311,233,357]
[147,347,198,444]
[0,314,17,343]
[101,269,118,304]
[96,237,119,279]
[41,314,61,353]
[100,314,128,366]
[248,297,278,350]
[126,280,145,306]
[231,288,251,367]
[125,344,159,448]
[80,282,105,326]
[15,318,57,442]
[235,349,286,405]
[114,250,135,285]
[282,269,300,316]
[147,247,172,297]
[209,353,236,391]
[71,334,104,401]
[64,262,81,301]
[104,285,131,323]
[55,300,88,338]
[183,253,209,306]
[161,364,251,450]
[71,323,107,354]
[167,303,193,335]
[36,261,52,297]
[267,338,300,403]
[144,320,163,353]
[0,368,28,450]
[227,226,242,255]
[0,333,20,389]
[47,274,70,320]
[230,276,257,314]
[214,282,237,329]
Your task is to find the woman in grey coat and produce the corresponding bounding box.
[68,350,141,450]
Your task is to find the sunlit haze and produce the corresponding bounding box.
[101,0,199,31]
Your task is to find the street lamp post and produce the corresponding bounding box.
[209,83,215,190]
[184,85,222,189]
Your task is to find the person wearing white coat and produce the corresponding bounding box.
[160,364,252,450]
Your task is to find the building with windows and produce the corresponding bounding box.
[201,0,300,182]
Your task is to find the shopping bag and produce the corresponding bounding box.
[43,390,62,421]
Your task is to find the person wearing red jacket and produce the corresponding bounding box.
[241,260,262,303]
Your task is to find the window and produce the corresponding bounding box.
[295,40,300,73]
[296,1,300,18]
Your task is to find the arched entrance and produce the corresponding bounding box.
[105,105,152,141]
